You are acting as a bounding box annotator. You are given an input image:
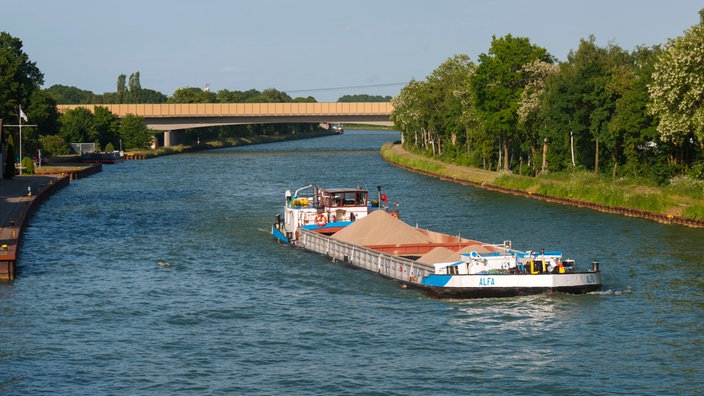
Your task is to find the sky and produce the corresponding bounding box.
[2,0,701,102]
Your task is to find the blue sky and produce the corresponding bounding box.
[2,0,701,102]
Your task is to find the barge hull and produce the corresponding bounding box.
[298,228,601,298]
[418,284,603,299]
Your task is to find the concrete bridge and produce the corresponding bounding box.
[57,102,393,146]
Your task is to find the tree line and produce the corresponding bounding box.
[391,10,704,185]
[0,29,386,178]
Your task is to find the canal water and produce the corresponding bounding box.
[1,130,703,395]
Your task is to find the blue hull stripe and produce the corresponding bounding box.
[421,275,452,287]
[302,221,352,230]
[271,227,289,243]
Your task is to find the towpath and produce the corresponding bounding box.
[0,175,68,279]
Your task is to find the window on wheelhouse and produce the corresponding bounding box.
[325,190,367,207]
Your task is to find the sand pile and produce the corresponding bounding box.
[416,247,459,264]
[332,210,430,246]
[458,244,498,254]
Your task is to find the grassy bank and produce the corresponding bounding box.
[124,130,336,159]
[381,143,704,222]
[342,124,395,131]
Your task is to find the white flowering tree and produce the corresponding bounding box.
[518,60,559,174]
[648,10,704,155]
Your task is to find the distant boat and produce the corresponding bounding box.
[272,184,602,299]
[330,123,344,134]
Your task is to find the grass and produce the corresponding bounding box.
[381,143,704,221]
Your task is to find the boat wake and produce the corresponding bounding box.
[589,285,632,296]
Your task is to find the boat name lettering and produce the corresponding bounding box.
[479,277,495,286]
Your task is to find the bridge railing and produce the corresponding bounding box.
[57,102,393,118]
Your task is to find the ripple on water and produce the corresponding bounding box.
[2,131,703,395]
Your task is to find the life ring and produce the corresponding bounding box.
[315,214,327,226]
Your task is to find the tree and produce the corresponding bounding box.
[44,84,96,104]
[245,88,293,103]
[116,74,127,103]
[606,46,660,179]
[139,88,167,103]
[0,32,44,122]
[59,107,97,145]
[471,34,552,171]
[128,72,141,103]
[338,94,392,102]
[425,54,477,160]
[648,10,704,168]
[168,87,216,103]
[23,89,60,157]
[42,135,69,155]
[518,60,559,174]
[4,132,16,179]
[391,79,430,150]
[119,114,152,149]
[94,106,120,150]
[541,36,627,174]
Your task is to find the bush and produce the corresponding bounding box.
[21,156,34,175]
[42,135,69,155]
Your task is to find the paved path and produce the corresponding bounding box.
[0,175,66,279]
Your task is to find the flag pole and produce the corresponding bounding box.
[5,107,36,176]
[18,106,23,175]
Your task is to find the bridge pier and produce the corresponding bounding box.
[163,131,173,147]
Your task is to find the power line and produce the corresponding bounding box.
[284,82,408,94]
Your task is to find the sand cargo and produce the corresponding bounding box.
[272,184,602,298]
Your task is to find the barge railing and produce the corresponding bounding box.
[298,228,435,284]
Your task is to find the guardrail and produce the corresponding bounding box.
[299,228,434,284]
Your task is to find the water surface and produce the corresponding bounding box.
[1,130,702,395]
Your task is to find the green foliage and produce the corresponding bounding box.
[666,176,704,199]
[42,135,69,155]
[168,87,217,103]
[338,94,392,102]
[472,34,553,171]
[0,32,44,120]
[21,156,34,175]
[391,9,704,185]
[648,16,704,147]
[119,114,153,149]
[93,106,120,149]
[681,204,704,219]
[44,84,96,104]
[105,142,115,152]
[493,173,538,190]
[531,171,667,212]
[4,134,16,179]
[59,107,97,144]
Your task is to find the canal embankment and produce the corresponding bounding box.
[0,130,339,280]
[381,143,704,229]
[0,175,69,280]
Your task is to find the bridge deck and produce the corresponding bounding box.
[57,102,394,131]
[57,102,392,117]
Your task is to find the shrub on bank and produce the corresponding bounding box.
[21,157,34,175]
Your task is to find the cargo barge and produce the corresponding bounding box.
[271,184,602,298]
